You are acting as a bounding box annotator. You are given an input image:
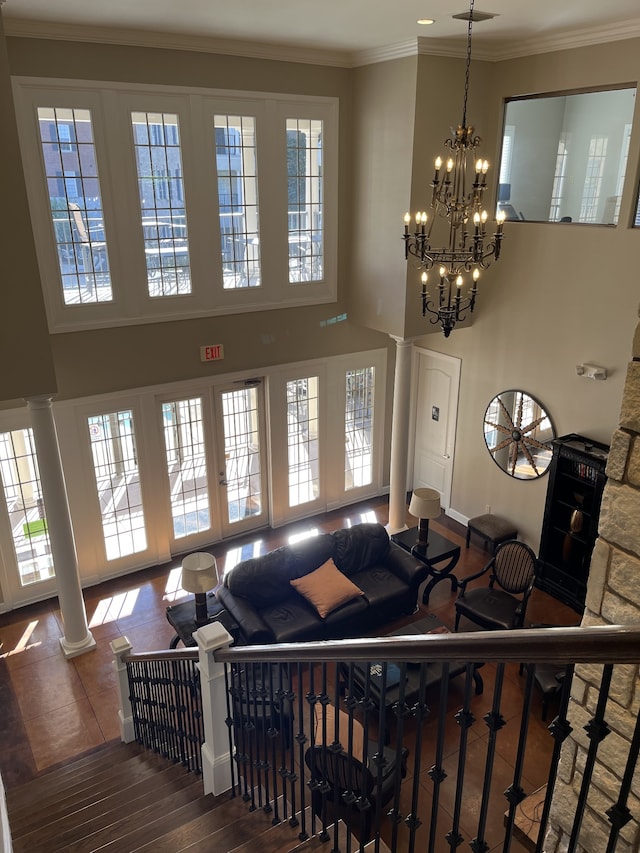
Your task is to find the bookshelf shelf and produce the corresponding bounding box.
[536,433,609,613]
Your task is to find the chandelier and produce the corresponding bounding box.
[403,0,505,337]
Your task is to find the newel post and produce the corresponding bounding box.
[110,636,135,743]
[195,621,234,796]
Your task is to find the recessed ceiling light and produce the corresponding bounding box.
[417,18,435,26]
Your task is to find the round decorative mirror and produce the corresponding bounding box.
[483,390,555,479]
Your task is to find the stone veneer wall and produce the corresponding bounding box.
[545,326,640,853]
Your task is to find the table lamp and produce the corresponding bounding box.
[408,488,441,548]
[181,552,219,627]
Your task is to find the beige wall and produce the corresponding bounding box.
[0,17,56,403]
[3,25,640,553]
[348,56,417,338]
[405,40,640,548]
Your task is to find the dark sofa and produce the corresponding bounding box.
[217,522,428,645]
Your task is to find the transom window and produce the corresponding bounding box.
[132,111,191,297]
[287,118,323,283]
[36,106,112,304]
[215,115,260,289]
[16,81,338,332]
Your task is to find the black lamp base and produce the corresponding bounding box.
[416,518,430,548]
[194,592,209,627]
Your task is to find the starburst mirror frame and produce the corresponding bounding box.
[483,390,555,479]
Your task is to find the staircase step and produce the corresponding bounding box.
[173,795,292,852]
[9,751,177,835]
[227,806,311,853]
[58,779,209,853]
[5,742,144,809]
[12,762,196,851]
[132,791,260,852]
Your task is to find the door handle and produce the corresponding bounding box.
[443,454,451,459]
[219,479,228,486]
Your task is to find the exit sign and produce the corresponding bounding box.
[200,344,224,362]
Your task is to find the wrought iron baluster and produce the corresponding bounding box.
[277,662,289,823]
[425,661,449,853]
[605,690,640,852]
[536,663,574,853]
[306,663,320,840]
[568,663,614,852]
[503,661,535,853]
[447,663,477,850]
[390,661,408,852]
[239,663,255,806]
[284,662,298,829]
[296,661,309,841]
[223,662,238,797]
[473,662,506,853]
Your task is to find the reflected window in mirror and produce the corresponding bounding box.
[483,391,555,480]
[497,86,636,226]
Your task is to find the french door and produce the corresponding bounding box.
[214,381,268,539]
[0,422,58,607]
[159,381,269,549]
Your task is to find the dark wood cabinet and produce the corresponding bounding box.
[536,433,609,614]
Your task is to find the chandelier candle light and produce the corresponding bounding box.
[403,0,505,337]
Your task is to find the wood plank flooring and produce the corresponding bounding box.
[0,497,579,852]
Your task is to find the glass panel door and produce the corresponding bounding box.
[215,382,267,538]
[287,376,320,507]
[87,409,147,561]
[160,396,211,541]
[0,428,56,597]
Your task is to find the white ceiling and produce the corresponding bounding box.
[3,0,640,65]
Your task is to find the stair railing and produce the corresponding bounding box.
[113,624,640,853]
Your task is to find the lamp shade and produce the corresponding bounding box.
[408,488,441,520]
[181,552,218,594]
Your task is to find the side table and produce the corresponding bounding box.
[391,527,461,605]
[166,593,240,648]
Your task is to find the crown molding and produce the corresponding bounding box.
[488,18,640,61]
[2,18,353,68]
[4,14,640,69]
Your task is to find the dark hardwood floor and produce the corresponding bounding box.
[0,497,579,850]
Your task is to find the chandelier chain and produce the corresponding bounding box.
[461,0,475,130]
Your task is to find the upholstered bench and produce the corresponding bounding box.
[466,513,517,553]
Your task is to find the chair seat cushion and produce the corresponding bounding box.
[455,587,521,630]
[468,514,517,540]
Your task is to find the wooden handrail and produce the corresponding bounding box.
[213,625,640,665]
[120,625,640,666]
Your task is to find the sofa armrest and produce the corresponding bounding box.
[384,542,430,587]
[217,587,273,645]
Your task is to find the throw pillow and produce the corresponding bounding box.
[290,558,364,619]
[314,703,365,764]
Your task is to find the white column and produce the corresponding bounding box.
[27,395,96,658]
[196,621,234,796]
[110,636,135,742]
[387,337,414,534]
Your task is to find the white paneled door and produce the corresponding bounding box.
[412,349,461,511]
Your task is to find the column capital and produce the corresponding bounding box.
[25,395,55,410]
[389,335,417,348]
